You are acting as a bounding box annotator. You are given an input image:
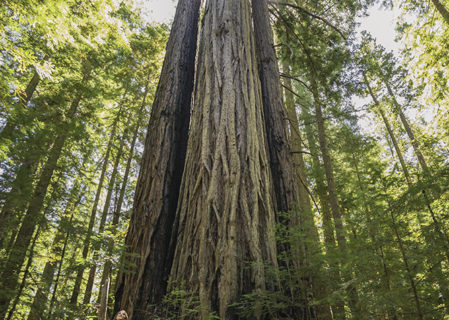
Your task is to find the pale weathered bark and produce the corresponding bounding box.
[113,0,201,317]
[168,0,277,318]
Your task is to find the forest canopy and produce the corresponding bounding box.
[1,0,449,319]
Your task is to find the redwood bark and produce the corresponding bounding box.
[113,0,201,317]
[252,0,298,213]
[168,0,277,318]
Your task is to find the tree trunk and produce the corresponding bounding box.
[283,66,332,320]
[0,153,41,249]
[352,154,398,320]
[48,198,78,319]
[364,75,412,186]
[383,79,449,311]
[388,209,424,320]
[0,70,40,142]
[312,77,360,317]
[70,107,121,305]
[252,0,298,214]
[82,113,131,306]
[430,0,449,24]
[384,81,429,173]
[0,94,82,318]
[113,0,201,317]
[301,103,344,317]
[97,87,148,311]
[168,0,278,318]
[5,227,40,320]
[27,184,82,320]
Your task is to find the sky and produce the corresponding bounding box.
[140,0,400,51]
[138,0,176,24]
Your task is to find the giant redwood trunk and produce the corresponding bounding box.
[252,0,298,213]
[113,0,201,317]
[168,0,278,318]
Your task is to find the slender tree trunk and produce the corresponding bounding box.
[366,77,445,316]
[82,113,130,305]
[283,66,332,320]
[98,278,110,320]
[5,227,40,320]
[364,75,412,186]
[70,107,121,305]
[430,0,449,24]
[0,93,82,318]
[384,81,429,173]
[113,0,201,317]
[383,80,449,311]
[312,75,360,317]
[388,209,424,320]
[0,154,41,249]
[48,203,78,319]
[169,1,278,318]
[352,154,398,320]
[301,103,344,317]
[27,184,82,320]
[0,70,40,140]
[97,89,148,311]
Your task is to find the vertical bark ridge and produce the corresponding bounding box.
[168,0,277,318]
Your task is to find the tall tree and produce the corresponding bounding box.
[168,0,282,318]
[113,0,201,317]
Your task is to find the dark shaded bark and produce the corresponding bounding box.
[113,0,201,318]
[168,0,277,318]
[252,0,298,213]
[430,0,449,24]
[253,3,317,317]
